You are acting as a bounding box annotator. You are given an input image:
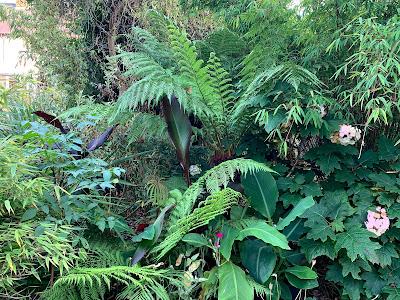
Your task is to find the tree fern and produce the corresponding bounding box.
[167,23,219,119]
[152,188,241,260]
[206,52,235,119]
[112,52,188,118]
[126,26,173,68]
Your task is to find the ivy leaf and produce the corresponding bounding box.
[383,286,400,300]
[218,262,253,300]
[323,191,354,219]
[281,193,302,209]
[315,153,341,175]
[239,239,276,284]
[376,243,399,267]
[301,202,336,242]
[339,257,371,280]
[378,136,399,161]
[301,182,322,197]
[361,271,386,298]
[343,277,363,300]
[325,264,343,283]
[299,238,336,261]
[236,220,290,250]
[335,227,381,262]
[335,169,357,185]
[348,183,375,213]
[370,173,400,193]
[242,170,278,219]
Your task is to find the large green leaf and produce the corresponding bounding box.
[285,273,319,289]
[182,233,209,247]
[236,220,290,250]
[239,239,277,284]
[242,170,278,219]
[276,196,315,230]
[131,205,172,264]
[285,266,318,280]
[218,262,253,300]
[219,224,240,260]
[162,96,192,184]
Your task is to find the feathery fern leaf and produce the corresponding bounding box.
[43,265,182,300]
[152,188,241,260]
[167,24,219,118]
[168,158,275,228]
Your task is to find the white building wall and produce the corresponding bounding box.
[0,0,36,88]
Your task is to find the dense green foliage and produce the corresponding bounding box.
[1,0,400,299]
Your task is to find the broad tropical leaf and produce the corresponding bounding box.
[87,125,118,151]
[242,170,278,219]
[131,205,172,264]
[219,224,240,260]
[218,262,253,300]
[236,220,290,250]
[182,233,209,247]
[239,239,277,284]
[162,96,192,184]
[33,111,69,133]
[276,196,315,230]
[285,266,318,280]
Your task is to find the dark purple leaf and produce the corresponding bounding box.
[87,125,118,152]
[162,96,192,185]
[33,111,69,134]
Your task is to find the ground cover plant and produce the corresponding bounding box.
[1,0,400,299]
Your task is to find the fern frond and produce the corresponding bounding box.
[167,24,218,119]
[248,277,272,299]
[60,102,115,121]
[126,112,167,145]
[152,188,241,260]
[244,63,321,98]
[168,158,275,228]
[146,178,169,206]
[127,27,173,67]
[44,265,182,300]
[234,63,322,119]
[112,52,188,119]
[207,52,236,115]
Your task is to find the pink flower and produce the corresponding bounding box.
[339,125,353,138]
[216,232,224,239]
[365,207,390,237]
[214,241,220,248]
[337,124,361,146]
